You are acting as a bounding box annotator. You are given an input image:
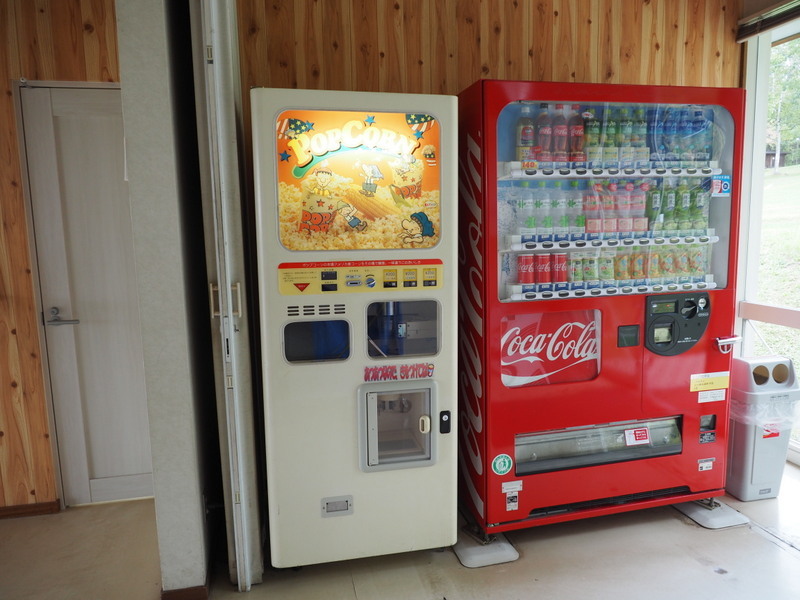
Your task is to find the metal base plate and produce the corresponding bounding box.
[452,528,519,568]
[673,499,750,529]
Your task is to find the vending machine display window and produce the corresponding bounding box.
[283,320,350,363]
[359,384,436,472]
[496,99,735,303]
[367,300,439,358]
[514,417,683,476]
[273,108,443,252]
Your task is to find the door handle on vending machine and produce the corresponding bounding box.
[715,336,742,354]
[419,415,431,434]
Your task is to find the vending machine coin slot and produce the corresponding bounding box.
[645,292,710,356]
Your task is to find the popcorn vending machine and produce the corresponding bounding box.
[458,80,744,535]
[251,88,458,567]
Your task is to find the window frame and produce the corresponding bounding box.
[742,25,800,466]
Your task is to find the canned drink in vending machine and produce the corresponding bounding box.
[535,253,553,291]
[552,252,569,291]
[518,254,535,284]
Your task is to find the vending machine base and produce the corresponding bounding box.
[673,498,749,529]
[453,529,519,568]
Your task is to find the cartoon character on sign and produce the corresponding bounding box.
[337,201,368,232]
[360,164,384,197]
[400,212,434,244]
[311,167,333,196]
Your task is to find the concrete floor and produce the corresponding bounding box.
[1,463,799,600]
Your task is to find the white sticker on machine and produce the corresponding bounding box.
[698,389,727,403]
[698,458,716,472]
[506,492,519,511]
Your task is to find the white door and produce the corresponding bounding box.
[19,85,153,506]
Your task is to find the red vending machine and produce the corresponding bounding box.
[457,80,744,535]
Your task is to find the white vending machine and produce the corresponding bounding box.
[251,88,458,568]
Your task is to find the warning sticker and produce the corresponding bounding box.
[698,389,727,403]
[690,372,730,392]
[624,427,651,446]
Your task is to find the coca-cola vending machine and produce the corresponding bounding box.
[458,80,744,535]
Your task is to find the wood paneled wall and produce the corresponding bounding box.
[0,0,118,510]
[238,0,743,103]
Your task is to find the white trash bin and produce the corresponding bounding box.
[726,356,800,501]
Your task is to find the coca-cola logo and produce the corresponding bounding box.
[500,312,601,387]
[458,128,486,517]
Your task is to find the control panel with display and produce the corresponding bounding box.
[645,292,710,356]
[278,259,443,296]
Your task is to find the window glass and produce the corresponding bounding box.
[367,300,439,358]
[284,320,350,363]
[752,36,800,453]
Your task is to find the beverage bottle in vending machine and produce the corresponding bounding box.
[630,180,648,237]
[661,179,678,235]
[617,108,633,145]
[631,108,647,147]
[552,104,569,165]
[663,108,680,167]
[647,107,665,167]
[515,103,536,162]
[568,104,586,166]
[516,181,536,241]
[584,108,600,146]
[584,108,602,168]
[614,180,634,238]
[602,108,620,168]
[535,103,553,162]
[678,108,695,168]
[584,181,603,240]
[630,248,647,284]
[675,178,693,235]
[602,108,618,147]
[601,181,618,239]
[646,179,663,235]
[690,178,710,235]
[693,108,713,166]
[533,181,553,242]
[567,180,586,240]
[551,181,570,242]
[632,108,650,168]
[617,107,634,168]
[615,247,632,285]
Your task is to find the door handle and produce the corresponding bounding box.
[46,306,80,326]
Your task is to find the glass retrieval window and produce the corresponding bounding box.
[367,300,439,358]
[360,385,435,472]
[284,320,350,363]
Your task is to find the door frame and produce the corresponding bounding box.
[13,79,123,508]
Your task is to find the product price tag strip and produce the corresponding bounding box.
[500,162,723,180]
[507,280,718,302]
[504,234,719,253]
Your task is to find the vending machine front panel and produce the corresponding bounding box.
[255,88,458,567]
[458,79,743,535]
